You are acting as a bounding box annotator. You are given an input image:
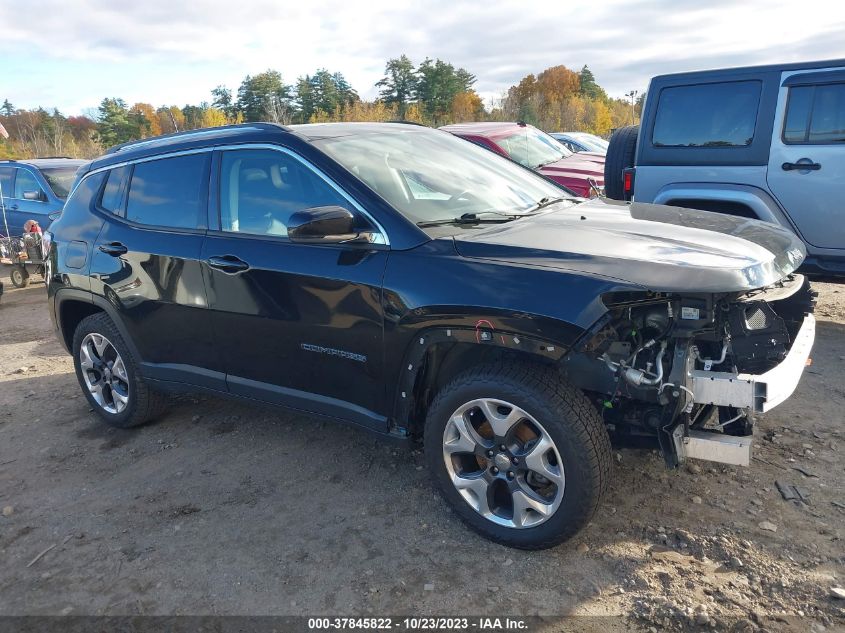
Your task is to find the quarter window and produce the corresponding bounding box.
[652,81,761,147]
[219,149,349,237]
[126,154,208,229]
[14,169,46,200]
[99,166,130,215]
[783,83,845,144]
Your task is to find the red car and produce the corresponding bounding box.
[439,122,605,198]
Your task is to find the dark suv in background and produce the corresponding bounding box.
[46,123,814,549]
[604,58,845,276]
[0,158,87,234]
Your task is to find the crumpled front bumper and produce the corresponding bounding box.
[689,314,816,413]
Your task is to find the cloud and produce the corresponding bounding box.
[3,0,845,113]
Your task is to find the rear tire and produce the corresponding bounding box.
[72,313,168,428]
[604,125,639,200]
[424,361,612,549]
[10,266,29,288]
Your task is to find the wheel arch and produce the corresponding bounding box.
[391,324,579,439]
[652,183,795,229]
[54,289,143,363]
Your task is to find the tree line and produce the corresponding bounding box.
[0,57,643,159]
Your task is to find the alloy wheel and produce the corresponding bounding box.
[79,333,130,414]
[441,398,565,528]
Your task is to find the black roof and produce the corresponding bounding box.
[652,57,845,83]
[87,122,441,174]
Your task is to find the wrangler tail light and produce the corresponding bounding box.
[622,168,635,200]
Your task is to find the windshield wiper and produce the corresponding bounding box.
[416,211,517,228]
[524,196,572,213]
[536,157,563,169]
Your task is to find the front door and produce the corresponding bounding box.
[767,67,845,251]
[202,147,389,430]
[1,167,51,235]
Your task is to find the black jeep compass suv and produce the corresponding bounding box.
[47,122,815,549]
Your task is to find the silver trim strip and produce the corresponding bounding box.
[70,143,390,246]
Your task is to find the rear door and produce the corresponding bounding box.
[90,152,222,388]
[767,67,845,251]
[202,146,389,429]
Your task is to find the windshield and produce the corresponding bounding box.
[496,127,573,168]
[314,127,572,225]
[571,134,608,152]
[40,166,79,198]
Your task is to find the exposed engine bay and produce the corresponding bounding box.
[561,274,816,467]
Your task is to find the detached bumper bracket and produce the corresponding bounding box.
[689,314,815,414]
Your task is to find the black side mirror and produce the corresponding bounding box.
[288,206,375,244]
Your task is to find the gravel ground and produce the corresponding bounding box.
[0,268,843,631]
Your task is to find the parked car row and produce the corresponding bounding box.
[440,121,606,197]
[43,116,816,549]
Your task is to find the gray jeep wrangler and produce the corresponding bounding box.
[605,58,845,276]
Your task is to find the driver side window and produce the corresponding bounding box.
[219,149,349,237]
[14,169,46,201]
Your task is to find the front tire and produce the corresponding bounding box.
[424,361,612,549]
[72,313,167,428]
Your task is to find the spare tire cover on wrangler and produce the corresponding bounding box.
[604,125,639,200]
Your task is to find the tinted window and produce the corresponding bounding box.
[100,166,130,215]
[0,166,12,197]
[14,169,46,199]
[653,81,761,147]
[220,149,348,237]
[784,83,845,144]
[126,154,208,229]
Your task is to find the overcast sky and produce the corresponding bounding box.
[3,0,845,115]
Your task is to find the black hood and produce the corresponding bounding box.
[453,198,805,293]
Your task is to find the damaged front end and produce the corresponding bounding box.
[561,275,816,468]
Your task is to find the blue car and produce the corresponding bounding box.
[549,132,608,155]
[0,158,87,236]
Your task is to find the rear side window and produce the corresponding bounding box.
[783,83,845,144]
[652,81,761,147]
[126,154,208,229]
[99,166,130,215]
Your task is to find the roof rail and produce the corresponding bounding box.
[387,120,430,127]
[0,159,17,162]
[105,122,289,155]
[35,156,75,159]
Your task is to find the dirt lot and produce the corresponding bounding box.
[0,267,843,631]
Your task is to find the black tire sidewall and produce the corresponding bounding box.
[604,125,639,200]
[72,314,143,429]
[424,367,606,549]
